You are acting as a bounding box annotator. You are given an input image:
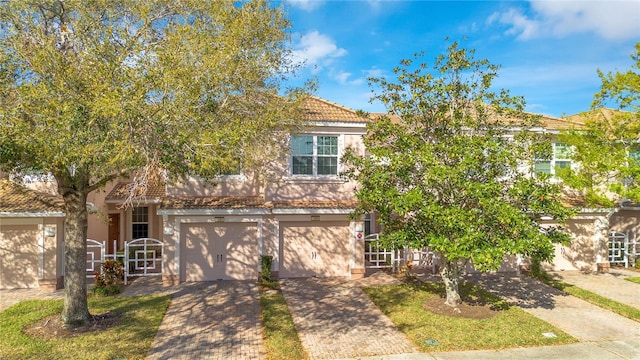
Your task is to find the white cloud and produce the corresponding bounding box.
[489,1,640,40]
[333,71,364,86]
[287,0,324,12]
[290,31,347,72]
[363,67,384,78]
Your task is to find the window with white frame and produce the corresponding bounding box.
[291,135,339,176]
[535,142,572,176]
[132,207,149,239]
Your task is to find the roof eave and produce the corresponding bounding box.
[157,208,271,216]
[0,211,66,218]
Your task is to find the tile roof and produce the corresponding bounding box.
[562,108,628,129]
[159,196,359,211]
[160,196,268,210]
[302,96,369,123]
[105,182,166,202]
[271,200,359,209]
[370,107,578,130]
[539,116,583,130]
[0,180,64,213]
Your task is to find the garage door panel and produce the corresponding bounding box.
[280,222,350,278]
[182,223,258,281]
[0,225,39,289]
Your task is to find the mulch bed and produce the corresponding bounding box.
[23,312,123,340]
[422,296,504,319]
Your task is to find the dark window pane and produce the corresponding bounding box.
[293,156,313,175]
[317,157,337,175]
[132,224,148,239]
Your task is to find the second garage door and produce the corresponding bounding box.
[181,222,259,281]
[0,225,39,289]
[279,221,350,278]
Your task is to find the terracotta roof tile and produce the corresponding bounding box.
[539,116,583,130]
[0,180,64,213]
[271,200,358,209]
[159,197,359,211]
[160,196,267,210]
[562,108,629,130]
[105,182,166,202]
[302,96,369,123]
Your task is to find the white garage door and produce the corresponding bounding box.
[279,221,350,278]
[0,225,39,289]
[181,222,259,281]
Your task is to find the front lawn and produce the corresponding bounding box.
[0,294,171,360]
[260,284,308,360]
[363,281,576,352]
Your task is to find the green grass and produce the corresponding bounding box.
[260,285,308,360]
[363,281,576,352]
[0,294,171,360]
[625,277,640,285]
[538,276,640,323]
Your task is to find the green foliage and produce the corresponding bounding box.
[0,0,305,186]
[625,276,640,284]
[260,288,308,359]
[260,255,274,285]
[93,260,125,296]
[0,0,307,325]
[344,42,573,304]
[558,43,640,207]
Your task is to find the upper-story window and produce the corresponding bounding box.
[535,142,572,175]
[132,206,149,239]
[291,135,339,176]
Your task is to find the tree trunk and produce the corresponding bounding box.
[60,184,92,327]
[440,258,462,308]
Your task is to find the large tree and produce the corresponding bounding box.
[344,43,573,308]
[557,43,640,208]
[0,0,305,326]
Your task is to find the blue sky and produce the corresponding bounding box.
[281,0,640,118]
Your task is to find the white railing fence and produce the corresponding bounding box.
[124,238,163,285]
[609,231,638,268]
[364,234,438,274]
[85,238,163,284]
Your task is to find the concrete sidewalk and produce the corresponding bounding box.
[337,339,640,360]
[463,272,640,342]
[550,268,640,310]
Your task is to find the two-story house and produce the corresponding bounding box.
[85,96,370,285]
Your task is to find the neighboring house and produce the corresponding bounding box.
[0,180,65,290]
[1,98,638,289]
[534,108,639,272]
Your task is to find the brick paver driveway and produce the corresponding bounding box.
[147,280,265,360]
[281,276,419,360]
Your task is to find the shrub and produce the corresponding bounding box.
[93,259,125,296]
[260,255,274,285]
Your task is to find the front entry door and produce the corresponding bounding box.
[108,214,120,255]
